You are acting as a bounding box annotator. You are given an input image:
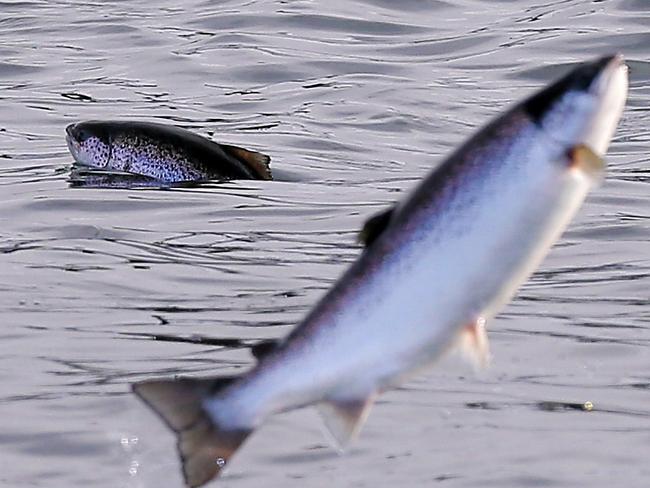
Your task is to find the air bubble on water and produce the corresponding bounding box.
[121,436,139,452]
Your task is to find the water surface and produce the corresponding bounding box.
[1,1,649,487]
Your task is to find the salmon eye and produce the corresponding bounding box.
[66,123,102,144]
[75,127,94,142]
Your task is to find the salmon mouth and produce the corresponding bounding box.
[589,53,627,96]
[582,53,628,156]
[522,54,628,157]
[65,125,82,162]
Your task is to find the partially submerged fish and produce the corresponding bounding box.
[133,55,627,487]
[65,121,271,182]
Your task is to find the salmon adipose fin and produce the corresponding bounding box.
[133,377,252,488]
[220,144,272,180]
[250,339,280,360]
[455,317,490,370]
[318,393,376,451]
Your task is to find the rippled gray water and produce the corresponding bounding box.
[1,1,649,487]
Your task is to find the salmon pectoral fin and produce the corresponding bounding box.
[568,143,605,182]
[455,317,491,370]
[358,207,394,247]
[317,393,376,452]
[133,376,252,488]
[220,144,272,180]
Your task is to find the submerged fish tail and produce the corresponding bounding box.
[133,376,252,488]
[220,144,272,180]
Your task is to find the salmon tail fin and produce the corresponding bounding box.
[133,376,253,488]
[220,144,272,180]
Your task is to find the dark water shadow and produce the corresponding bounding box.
[68,165,196,189]
[119,331,278,357]
[512,58,650,87]
[68,162,313,189]
[466,399,650,419]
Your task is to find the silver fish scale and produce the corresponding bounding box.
[110,135,205,181]
[85,137,110,168]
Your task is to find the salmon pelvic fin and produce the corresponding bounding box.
[133,376,252,488]
[455,317,491,370]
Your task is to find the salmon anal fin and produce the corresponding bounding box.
[568,143,605,181]
[133,376,251,488]
[456,317,490,370]
[317,393,376,452]
[359,207,394,247]
[220,144,272,180]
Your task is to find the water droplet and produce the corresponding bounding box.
[216,457,226,468]
[129,461,139,476]
[583,401,594,411]
[120,436,139,452]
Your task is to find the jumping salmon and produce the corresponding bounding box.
[65,121,271,182]
[133,54,628,487]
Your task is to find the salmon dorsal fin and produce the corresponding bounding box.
[454,317,490,370]
[220,144,272,180]
[317,393,376,451]
[568,143,605,182]
[358,207,394,247]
